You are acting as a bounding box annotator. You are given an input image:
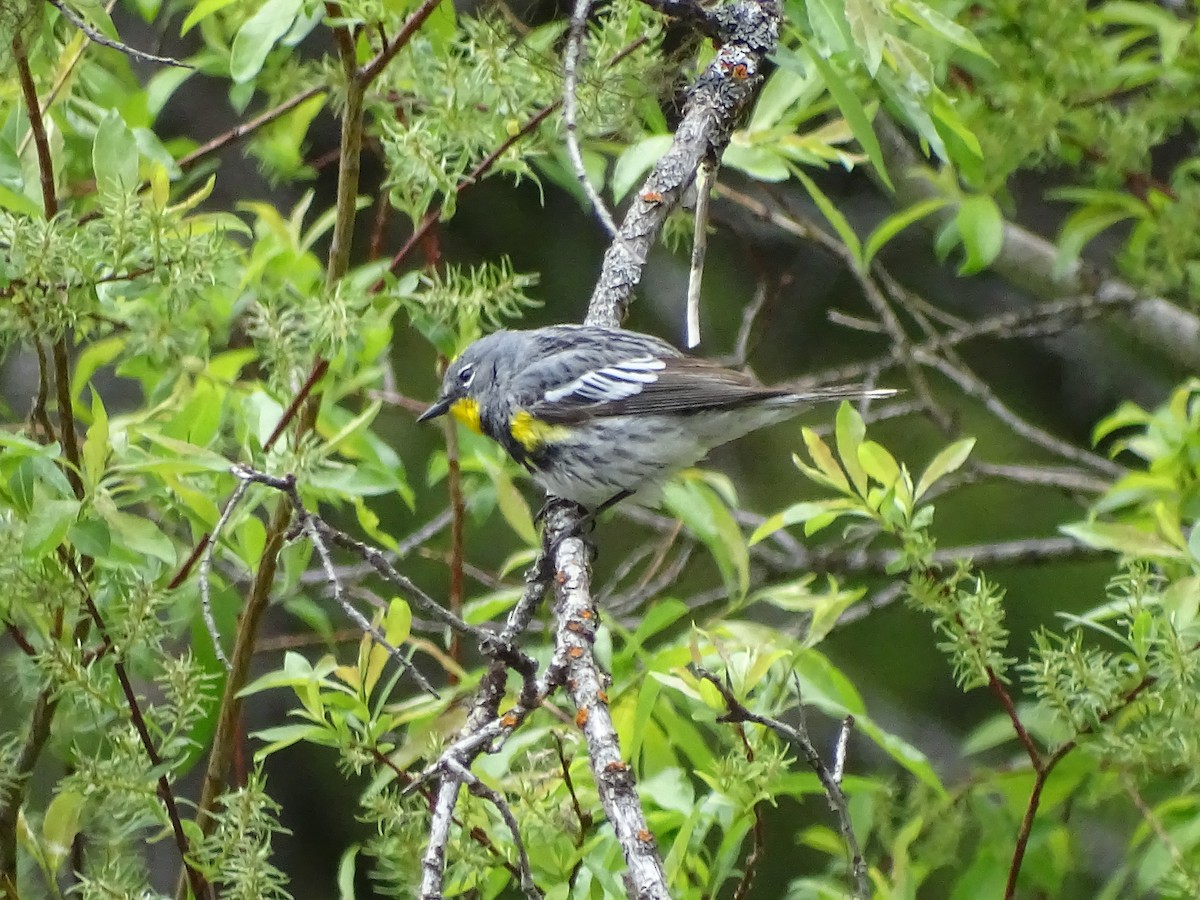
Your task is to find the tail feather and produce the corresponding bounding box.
[768,385,899,405]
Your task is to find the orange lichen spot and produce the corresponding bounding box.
[579,608,594,620]
[501,712,519,727]
[576,708,590,727]
[641,191,664,203]
[597,689,609,704]
[604,760,628,774]
[637,830,654,844]
[567,620,586,634]
[568,646,585,659]
[731,64,749,80]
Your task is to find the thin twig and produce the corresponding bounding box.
[563,0,619,237]
[447,759,544,899]
[197,478,250,670]
[915,350,1124,476]
[686,158,715,347]
[47,0,191,67]
[179,87,325,172]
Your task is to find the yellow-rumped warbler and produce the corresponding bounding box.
[418,325,895,510]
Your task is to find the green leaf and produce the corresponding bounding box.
[893,0,991,59]
[1091,401,1150,446]
[24,498,80,558]
[805,0,853,55]
[857,441,900,487]
[478,456,538,546]
[751,577,864,647]
[103,510,177,566]
[835,401,869,495]
[806,51,892,190]
[844,0,886,74]
[41,790,85,874]
[230,0,302,84]
[801,428,851,493]
[794,167,863,266]
[863,197,948,266]
[663,476,750,599]
[337,844,360,900]
[81,392,110,489]
[92,111,139,196]
[383,597,412,648]
[749,65,820,132]
[856,717,946,794]
[319,400,382,458]
[68,517,112,558]
[955,195,1004,274]
[915,437,975,499]
[1055,206,1135,277]
[749,500,856,545]
[71,336,125,407]
[1061,522,1185,560]
[723,140,792,182]
[251,723,333,758]
[612,135,672,201]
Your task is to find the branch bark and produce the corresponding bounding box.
[586,0,780,328]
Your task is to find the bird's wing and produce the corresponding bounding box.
[530,356,788,423]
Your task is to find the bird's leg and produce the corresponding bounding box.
[538,490,633,563]
[589,489,634,523]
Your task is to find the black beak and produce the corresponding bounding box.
[417,396,452,423]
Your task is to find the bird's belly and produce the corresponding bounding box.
[527,410,786,508]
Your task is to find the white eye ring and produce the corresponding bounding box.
[457,364,475,387]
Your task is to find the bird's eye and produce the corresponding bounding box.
[457,364,475,386]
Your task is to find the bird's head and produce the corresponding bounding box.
[416,330,524,433]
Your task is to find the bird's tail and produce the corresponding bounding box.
[769,385,899,405]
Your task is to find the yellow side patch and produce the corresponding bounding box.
[449,398,483,434]
[510,409,571,452]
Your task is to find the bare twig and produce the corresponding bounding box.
[914,350,1124,476]
[197,478,249,670]
[686,158,715,347]
[178,87,325,172]
[832,716,853,785]
[563,0,620,236]
[47,0,191,67]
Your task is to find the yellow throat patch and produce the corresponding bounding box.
[449,398,482,434]
[509,409,570,452]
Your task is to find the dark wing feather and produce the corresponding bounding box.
[531,356,789,423]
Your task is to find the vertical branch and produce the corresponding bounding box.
[544,505,670,898]
[325,9,364,286]
[585,0,780,327]
[0,687,58,891]
[443,418,465,672]
[14,35,83,499]
[14,37,57,218]
[2,34,79,892]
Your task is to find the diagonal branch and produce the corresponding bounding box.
[586,0,780,327]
